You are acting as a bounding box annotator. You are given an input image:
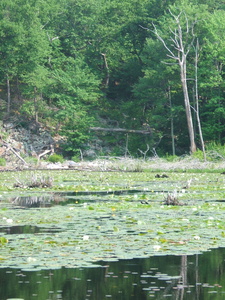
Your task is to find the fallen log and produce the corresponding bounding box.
[90,127,151,135]
[1,141,28,165]
[8,146,28,165]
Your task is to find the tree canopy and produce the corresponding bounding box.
[0,0,225,157]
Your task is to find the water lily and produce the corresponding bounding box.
[6,219,13,224]
[83,235,89,241]
[153,245,161,251]
[27,257,37,262]
[3,217,13,224]
[182,218,189,222]
[194,235,200,240]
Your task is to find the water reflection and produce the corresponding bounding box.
[9,190,145,208]
[1,248,225,300]
[11,195,62,207]
[0,225,62,234]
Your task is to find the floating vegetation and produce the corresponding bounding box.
[164,190,182,206]
[0,199,225,270]
[13,173,53,189]
[0,169,224,270]
[0,236,8,245]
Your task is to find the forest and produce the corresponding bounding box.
[1,0,225,159]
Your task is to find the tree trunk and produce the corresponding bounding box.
[90,127,152,135]
[194,39,206,160]
[180,58,196,153]
[6,74,11,113]
[101,53,110,88]
[168,85,176,155]
[34,87,38,123]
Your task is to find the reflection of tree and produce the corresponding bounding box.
[175,255,187,300]
[2,250,225,300]
[195,254,200,300]
[160,257,185,300]
[174,254,201,300]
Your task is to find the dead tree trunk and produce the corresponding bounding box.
[90,127,152,135]
[180,53,196,153]
[194,39,206,161]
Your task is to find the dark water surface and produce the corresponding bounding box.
[1,247,225,300]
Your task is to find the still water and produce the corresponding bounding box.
[1,247,225,300]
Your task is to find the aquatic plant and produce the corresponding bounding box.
[0,168,224,270]
[13,173,53,189]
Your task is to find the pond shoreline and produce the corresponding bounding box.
[1,157,225,172]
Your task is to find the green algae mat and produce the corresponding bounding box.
[0,169,225,270]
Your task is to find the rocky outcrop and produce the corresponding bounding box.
[0,120,63,168]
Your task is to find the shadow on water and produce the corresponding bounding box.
[9,190,151,208]
[6,192,225,209]
[1,248,225,300]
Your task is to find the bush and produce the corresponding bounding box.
[71,155,81,162]
[165,154,178,162]
[206,142,225,161]
[0,158,6,166]
[192,149,205,161]
[48,154,64,163]
[25,157,39,165]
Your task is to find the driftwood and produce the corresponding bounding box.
[38,145,54,160]
[2,141,28,165]
[90,127,151,135]
[8,146,28,165]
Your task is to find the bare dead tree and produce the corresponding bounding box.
[138,144,150,160]
[152,9,197,153]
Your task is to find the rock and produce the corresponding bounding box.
[66,161,77,168]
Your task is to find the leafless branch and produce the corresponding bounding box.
[139,24,150,31]
[152,23,178,60]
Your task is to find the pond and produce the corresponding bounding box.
[1,169,225,299]
[1,248,225,300]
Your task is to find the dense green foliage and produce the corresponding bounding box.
[1,0,225,157]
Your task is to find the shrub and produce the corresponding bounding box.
[48,154,64,163]
[192,149,205,161]
[0,158,6,166]
[165,154,178,162]
[205,142,225,161]
[25,157,39,165]
[71,155,81,162]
